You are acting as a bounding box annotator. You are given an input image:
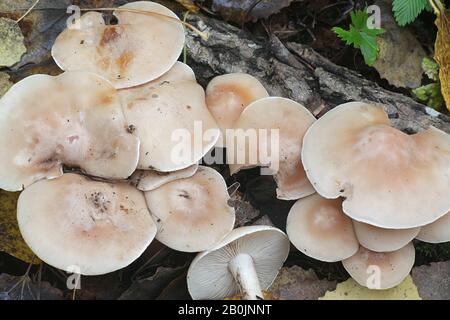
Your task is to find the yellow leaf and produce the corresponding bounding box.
[0,190,40,264]
[320,276,421,300]
[176,0,199,13]
[434,6,450,112]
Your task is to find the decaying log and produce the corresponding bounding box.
[185,13,450,134]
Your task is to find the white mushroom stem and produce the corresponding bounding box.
[228,253,263,300]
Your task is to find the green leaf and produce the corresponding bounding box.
[393,0,430,26]
[332,10,385,66]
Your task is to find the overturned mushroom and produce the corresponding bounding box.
[353,221,420,252]
[416,211,450,243]
[187,226,289,300]
[302,102,450,229]
[119,62,220,172]
[130,163,198,191]
[342,243,415,290]
[0,71,139,192]
[227,97,316,200]
[286,194,359,262]
[144,166,235,252]
[206,73,269,147]
[52,1,185,89]
[17,173,157,275]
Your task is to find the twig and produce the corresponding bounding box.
[80,7,208,40]
[429,0,445,15]
[183,11,190,64]
[16,0,40,23]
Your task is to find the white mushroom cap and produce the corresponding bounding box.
[144,166,235,252]
[286,194,359,262]
[119,62,220,172]
[17,173,157,275]
[302,101,450,228]
[206,73,269,147]
[51,1,185,89]
[187,225,290,300]
[130,163,198,191]
[416,211,450,243]
[227,97,316,200]
[0,71,139,192]
[342,243,415,290]
[353,221,420,252]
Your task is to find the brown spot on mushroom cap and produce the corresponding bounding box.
[144,166,235,252]
[17,173,157,275]
[342,243,415,290]
[0,71,140,191]
[286,194,359,262]
[51,2,185,89]
[228,97,316,200]
[302,102,450,228]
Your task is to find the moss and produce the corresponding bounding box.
[414,241,450,266]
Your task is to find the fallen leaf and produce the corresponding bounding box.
[210,0,293,24]
[0,72,13,97]
[434,6,450,111]
[73,272,126,300]
[320,276,421,300]
[0,190,40,264]
[411,261,450,300]
[269,266,337,300]
[0,273,63,300]
[0,17,27,67]
[229,192,261,227]
[156,272,191,300]
[373,0,426,88]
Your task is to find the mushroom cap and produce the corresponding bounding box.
[0,71,139,192]
[286,194,359,262]
[353,221,420,252]
[144,166,235,252]
[17,173,157,275]
[130,163,199,191]
[342,243,415,290]
[119,62,220,172]
[51,1,185,89]
[206,73,269,147]
[416,211,450,243]
[187,225,290,300]
[302,101,450,228]
[227,97,316,200]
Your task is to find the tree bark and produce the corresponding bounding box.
[185,13,450,134]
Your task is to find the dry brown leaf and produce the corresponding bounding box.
[434,6,450,111]
[176,0,199,13]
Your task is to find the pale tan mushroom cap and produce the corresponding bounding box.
[130,163,198,191]
[416,211,450,243]
[227,97,316,200]
[144,166,235,252]
[286,194,359,262]
[302,102,450,228]
[206,73,269,147]
[0,71,139,192]
[17,173,157,275]
[342,243,415,290]
[119,62,220,172]
[187,226,290,300]
[51,1,185,89]
[353,221,420,252]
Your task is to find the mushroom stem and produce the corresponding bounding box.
[228,253,263,300]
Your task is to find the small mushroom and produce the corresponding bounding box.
[286,194,359,262]
[416,211,450,243]
[144,166,235,252]
[119,62,220,172]
[130,163,198,191]
[302,101,450,228]
[227,97,316,200]
[0,71,139,192]
[51,1,185,89]
[342,243,415,290]
[205,73,269,147]
[187,225,290,300]
[353,221,420,252]
[17,173,157,275]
